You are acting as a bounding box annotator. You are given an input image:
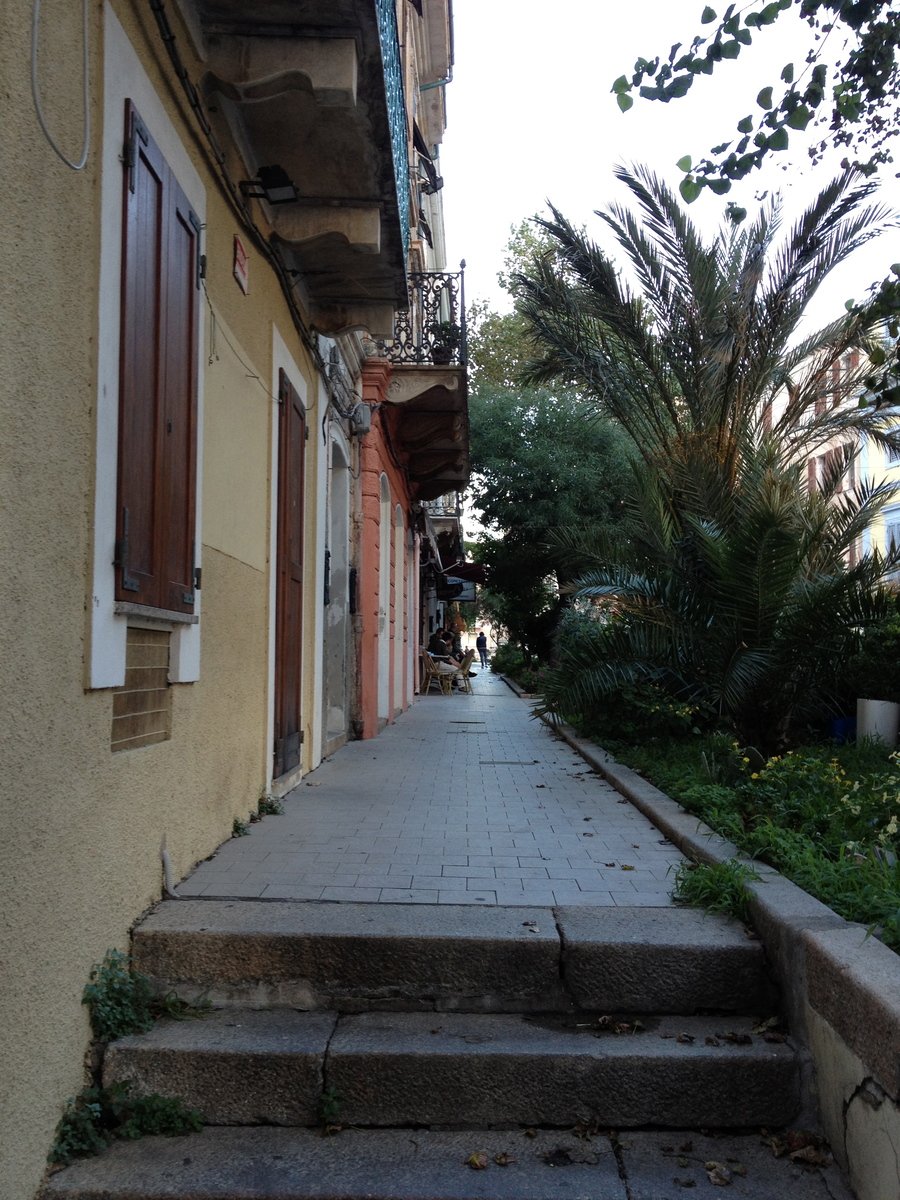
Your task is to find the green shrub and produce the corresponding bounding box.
[82,950,153,1042]
[50,1082,203,1165]
[577,681,710,746]
[490,642,527,678]
[843,618,900,702]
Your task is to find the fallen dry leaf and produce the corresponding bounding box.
[720,1031,753,1045]
[764,1031,788,1043]
[621,864,635,870]
[790,1144,831,1166]
[583,817,593,821]
[522,920,538,926]
[706,1162,732,1186]
[604,861,616,867]
[583,832,594,837]
[523,1128,538,1139]
[678,1156,690,1168]
[464,1152,488,1170]
[676,1033,696,1044]
[752,1016,781,1035]
[493,1152,515,1166]
[680,1141,693,1152]
[429,1026,442,1034]
[632,843,640,848]
[705,1036,721,1046]
[673,1178,697,1188]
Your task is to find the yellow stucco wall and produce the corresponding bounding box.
[0,4,321,1198]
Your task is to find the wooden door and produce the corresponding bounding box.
[274,370,306,777]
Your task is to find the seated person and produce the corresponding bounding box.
[427,628,451,657]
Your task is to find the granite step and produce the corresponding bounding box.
[43,1126,851,1200]
[104,1009,798,1129]
[132,900,773,1014]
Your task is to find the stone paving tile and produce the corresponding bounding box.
[181,672,685,904]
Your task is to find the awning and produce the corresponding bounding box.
[442,560,486,584]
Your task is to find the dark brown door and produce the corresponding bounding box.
[274,369,306,777]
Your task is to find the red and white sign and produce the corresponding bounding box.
[233,235,249,294]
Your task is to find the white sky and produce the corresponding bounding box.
[439,0,900,328]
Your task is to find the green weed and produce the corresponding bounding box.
[318,1085,342,1125]
[232,817,249,837]
[50,1082,202,1164]
[672,860,761,924]
[257,792,284,817]
[82,950,153,1042]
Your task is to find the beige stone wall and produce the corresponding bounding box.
[807,1009,900,1200]
[0,4,320,1198]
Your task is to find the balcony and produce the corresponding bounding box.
[188,0,411,335]
[371,268,469,502]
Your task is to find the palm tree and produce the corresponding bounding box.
[516,167,900,747]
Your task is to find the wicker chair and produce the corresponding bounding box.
[453,650,477,694]
[421,649,452,695]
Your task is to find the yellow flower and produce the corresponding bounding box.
[751,772,759,780]
[742,757,750,763]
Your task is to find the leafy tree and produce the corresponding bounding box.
[464,221,630,662]
[614,0,900,195]
[468,386,631,660]
[516,166,900,747]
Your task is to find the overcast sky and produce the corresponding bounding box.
[439,0,900,328]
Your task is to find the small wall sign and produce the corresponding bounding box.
[233,235,249,294]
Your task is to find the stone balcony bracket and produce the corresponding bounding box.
[204,37,358,106]
[384,365,465,406]
[310,302,396,339]
[274,205,382,256]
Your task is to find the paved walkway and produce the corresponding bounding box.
[180,672,685,905]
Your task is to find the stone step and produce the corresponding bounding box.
[104,1010,798,1129]
[43,1126,848,1200]
[133,900,772,1014]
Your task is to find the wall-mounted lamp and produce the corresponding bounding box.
[240,165,299,205]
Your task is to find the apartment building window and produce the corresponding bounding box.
[115,100,200,614]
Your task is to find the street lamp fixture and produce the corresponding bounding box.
[240,165,299,205]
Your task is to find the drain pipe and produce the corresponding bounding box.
[161,835,182,899]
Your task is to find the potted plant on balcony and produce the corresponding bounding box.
[844,617,900,745]
[428,321,462,364]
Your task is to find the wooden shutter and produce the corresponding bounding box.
[116,100,199,613]
[274,370,306,777]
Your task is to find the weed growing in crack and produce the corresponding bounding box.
[50,1082,203,1165]
[82,950,154,1042]
[672,859,761,923]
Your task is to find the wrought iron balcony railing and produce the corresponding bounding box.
[381,266,467,367]
[424,495,462,519]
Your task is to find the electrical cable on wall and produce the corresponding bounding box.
[31,0,91,170]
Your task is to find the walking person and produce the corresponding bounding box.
[475,629,489,669]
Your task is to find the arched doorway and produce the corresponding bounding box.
[323,438,350,747]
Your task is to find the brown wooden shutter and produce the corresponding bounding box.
[116,100,199,613]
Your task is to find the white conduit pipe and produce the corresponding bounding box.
[161,835,182,899]
[31,0,90,170]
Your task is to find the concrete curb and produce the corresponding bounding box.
[500,681,900,1191]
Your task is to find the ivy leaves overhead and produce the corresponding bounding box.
[612,0,900,202]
